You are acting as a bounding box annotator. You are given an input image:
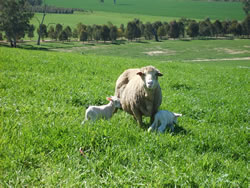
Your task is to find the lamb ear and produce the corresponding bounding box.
[106,97,112,101]
[157,72,163,77]
[137,72,145,76]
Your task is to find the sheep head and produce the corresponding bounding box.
[137,66,163,90]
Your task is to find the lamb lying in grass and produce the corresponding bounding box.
[148,110,182,133]
[82,96,121,124]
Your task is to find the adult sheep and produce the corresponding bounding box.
[115,65,163,127]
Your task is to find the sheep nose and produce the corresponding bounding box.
[147,80,153,86]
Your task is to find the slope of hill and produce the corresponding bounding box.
[46,0,245,20]
[0,46,248,186]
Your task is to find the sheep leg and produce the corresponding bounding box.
[148,119,158,132]
[168,123,174,132]
[133,109,143,127]
[158,123,174,133]
[158,123,166,133]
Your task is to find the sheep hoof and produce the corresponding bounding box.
[148,127,153,132]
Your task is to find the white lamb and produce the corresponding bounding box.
[148,110,182,133]
[82,96,121,124]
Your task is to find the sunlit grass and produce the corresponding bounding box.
[46,0,245,20]
[0,47,249,186]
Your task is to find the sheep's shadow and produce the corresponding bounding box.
[144,123,188,135]
[172,125,188,135]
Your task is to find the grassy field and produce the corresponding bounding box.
[46,0,245,20]
[28,0,245,40]
[17,39,250,63]
[0,46,249,186]
[31,11,178,30]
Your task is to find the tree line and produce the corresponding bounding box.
[0,0,249,47]
[8,15,248,44]
[29,5,85,14]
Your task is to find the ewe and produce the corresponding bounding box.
[148,110,182,133]
[82,96,121,124]
[115,66,163,127]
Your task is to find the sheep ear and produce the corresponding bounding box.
[157,72,163,77]
[174,113,182,117]
[106,97,112,101]
[137,72,144,76]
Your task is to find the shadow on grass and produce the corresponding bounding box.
[117,3,132,6]
[19,44,49,51]
[173,124,188,135]
[95,40,126,45]
[0,42,48,51]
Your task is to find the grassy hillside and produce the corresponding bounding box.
[53,39,250,62]
[0,46,248,186]
[19,39,250,63]
[46,0,245,20]
[31,11,177,30]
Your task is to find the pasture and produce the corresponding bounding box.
[19,39,250,63]
[31,11,176,29]
[46,0,245,20]
[0,46,249,186]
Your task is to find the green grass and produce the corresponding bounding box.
[0,46,249,186]
[18,39,250,63]
[46,0,245,20]
[31,11,177,29]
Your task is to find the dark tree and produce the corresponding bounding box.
[236,23,243,36]
[163,22,170,37]
[27,0,42,6]
[187,21,199,38]
[126,20,141,41]
[55,23,63,40]
[222,20,231,36]
[87,25,93,41]
[169,20,180,39]
[109,25,118,42]
[157,25,166,40]
[242,0,250,15]
[178,21,185,38]
[126,22,136,40]
[242,15,250,36]
[37,23,47,41]
[72,28,78,39]
[27,24,35,40]
[229,20,239,35]
[80,30,88,42]
[120,24,125,33]
[59,30,68,41]
[0,0,34,47]
[0,33,3,40]
[213,20,223,37]
[152,21,162,41]
[64,26,72,40]
[101,25,110,42]
[143,22,153,40]
[199,19,212,37]
[48,25,56,40]
[77,23,87,36]
[93,25,102,42]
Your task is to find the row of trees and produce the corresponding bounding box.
[30,5,84,14]
[0,0,249,47]
[30,15,250,43]
[27,0,42,6]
